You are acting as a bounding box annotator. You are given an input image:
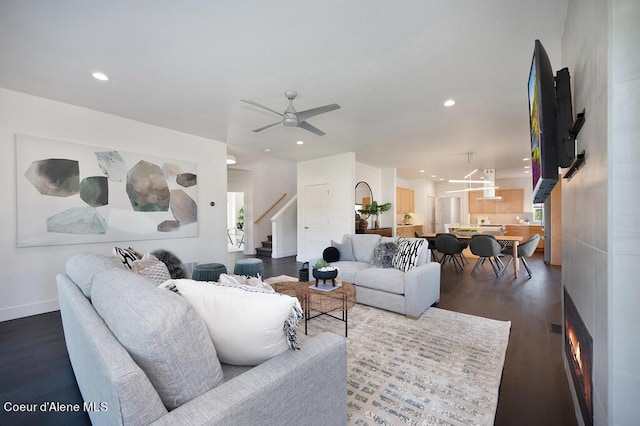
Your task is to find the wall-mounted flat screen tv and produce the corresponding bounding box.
[528,40,559,204]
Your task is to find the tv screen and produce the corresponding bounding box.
[528,40,558,204]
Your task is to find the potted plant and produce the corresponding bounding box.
[312,260,338,286]
[358,200,392,229]
[236,207,244,230]
[403,212,413,225]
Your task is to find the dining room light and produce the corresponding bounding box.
[446,186,499,194]
[463,168,478,179]
[226,154,237,165]
[444,99,456,107]
[448,179,487,184]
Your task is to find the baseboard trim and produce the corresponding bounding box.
[272,250,297,259]
[0,298,59,322]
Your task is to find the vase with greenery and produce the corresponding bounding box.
[403,212,413,225]
[358,200,392,229]
[236,207,244,230]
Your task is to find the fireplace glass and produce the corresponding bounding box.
[564,287,593,426]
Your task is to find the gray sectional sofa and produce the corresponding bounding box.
[56,253,347,426]
[315,234,441,318]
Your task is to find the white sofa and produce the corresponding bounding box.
[314,234,441,318]
[57,252,347,425]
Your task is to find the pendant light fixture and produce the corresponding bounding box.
[446,152,499,193]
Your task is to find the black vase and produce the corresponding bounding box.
[312,268,338,286]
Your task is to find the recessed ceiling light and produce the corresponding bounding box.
[431,175,437,178]
[92,72,109,81]
[264,148,271,152]
[522,158,529,161]
[524,165,530,169]
[419,170,425,173]
[524,170,530,173]
[443,99,456,107]
[296,141,304,145]
[226,154,237,165]
[439,178,444,181]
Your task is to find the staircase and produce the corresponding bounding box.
[255,235,273,257]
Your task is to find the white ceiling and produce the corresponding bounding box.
[0,0,568,181]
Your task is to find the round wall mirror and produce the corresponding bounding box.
[355,181,373,219]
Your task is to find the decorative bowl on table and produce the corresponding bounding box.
[312,267,338,286]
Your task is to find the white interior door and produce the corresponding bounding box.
[303,183,330,259]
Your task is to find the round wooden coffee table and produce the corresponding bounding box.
[270,280,356,336]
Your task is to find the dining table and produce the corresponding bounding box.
[422,233,525,278]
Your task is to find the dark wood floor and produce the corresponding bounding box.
[0,251,576,425]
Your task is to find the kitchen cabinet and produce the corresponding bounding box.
[505,224,544,251]
[396,187,415,214]
[468,189,524,214]
[396,225,423,238]
[468,194,495,214]
[495,189,524,213]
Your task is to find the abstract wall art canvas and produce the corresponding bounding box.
[16,134,198,247]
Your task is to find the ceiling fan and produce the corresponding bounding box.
[241,90,340,136]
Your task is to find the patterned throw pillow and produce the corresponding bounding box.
[131,254,172,284]
[392,238,426,272]
[370,242,398,268]
[112,246,142,269]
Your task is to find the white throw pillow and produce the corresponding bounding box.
[171,279,302,366]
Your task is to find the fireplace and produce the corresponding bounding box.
[564,287,593,426]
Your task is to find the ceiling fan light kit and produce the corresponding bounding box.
[241,90,340,136]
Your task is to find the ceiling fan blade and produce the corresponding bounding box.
[241,99,284,117]
[295,104,340,122]
[252,121,282,133]
[297,120,326,136]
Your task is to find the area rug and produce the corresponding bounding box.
[303,304,511,426]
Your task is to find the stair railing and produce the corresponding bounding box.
[254,193,287,224]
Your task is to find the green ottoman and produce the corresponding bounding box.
[233,258,264,278]
[192,263,227,282]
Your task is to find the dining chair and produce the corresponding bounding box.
[501,233,541,279]
[435,233,465,273]
[469,234,504,277]
[415,231,439,262]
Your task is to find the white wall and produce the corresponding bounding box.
[562,0,640,424]
[238,157,297,253]
[297,153,355,261]
[562,1,610,424]
[0,88,228,321]
[607,0,640,424]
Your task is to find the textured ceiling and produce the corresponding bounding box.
[0,0,568,181]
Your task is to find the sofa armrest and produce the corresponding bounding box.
[403,262,441,318]
[150,332,347,426]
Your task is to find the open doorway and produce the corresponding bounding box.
[227,192,244,252]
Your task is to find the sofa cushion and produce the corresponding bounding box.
[332,238,354,261]
[349,234,382,263]
[65,253,122,299]
[173,279,303,366]
[91,268,224,410]
[354,267,405,295]
[370,241,398,268]
[392,237,426,272]
[330,261,371,283]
